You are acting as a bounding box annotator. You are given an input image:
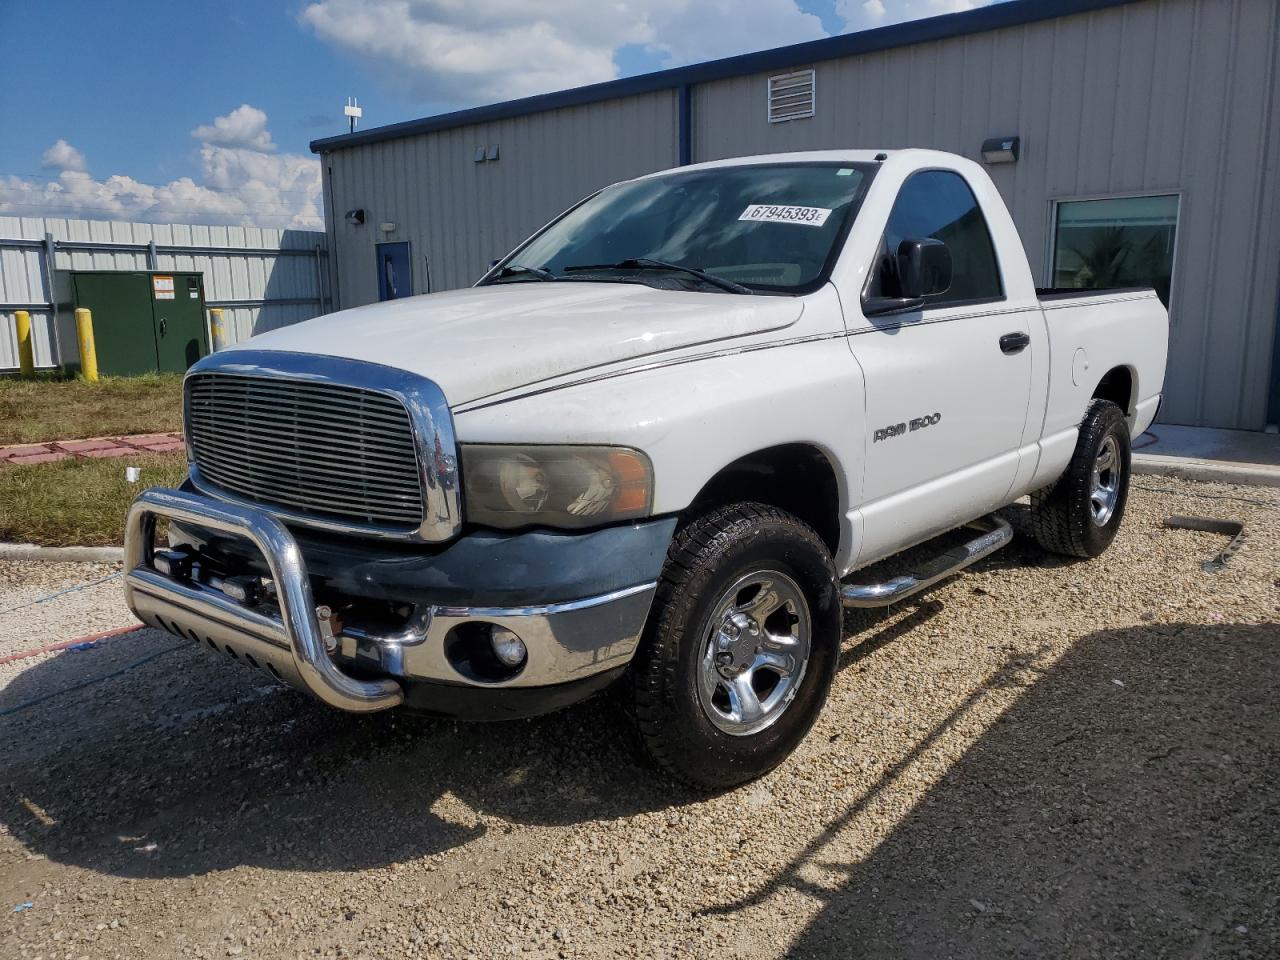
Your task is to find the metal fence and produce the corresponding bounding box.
[0,216,330,370]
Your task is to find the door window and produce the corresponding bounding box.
[867,170,1004,307]
[1052,195,1178,307]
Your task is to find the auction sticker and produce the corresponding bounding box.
[739,204,832,227]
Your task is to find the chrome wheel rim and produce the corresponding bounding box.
[696,570,811,737]
[1090,434,1121,526]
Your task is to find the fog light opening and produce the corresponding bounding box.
[489,625,528,668]
[443,622,528,682]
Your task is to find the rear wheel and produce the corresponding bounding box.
[628,502,840,791]
[1031,399,1131,558]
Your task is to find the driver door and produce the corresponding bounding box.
[851,169,1035,564]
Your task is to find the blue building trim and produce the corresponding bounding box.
[310,0,1142,154]
[678,84,692,166]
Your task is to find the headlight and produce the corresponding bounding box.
[461,445,653,529]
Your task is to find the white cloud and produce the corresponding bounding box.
[191,104,276,151]
[643,1,826,68]
[1,111,321,229]
[836,0,989,32]
[861,0,888,22]
[300,0,827,104]
[41,139,87,173]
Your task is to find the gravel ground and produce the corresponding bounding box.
[1,476,1276,959]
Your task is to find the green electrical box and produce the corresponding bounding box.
[68,271,210,376]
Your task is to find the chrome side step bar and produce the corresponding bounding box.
[841,515,1013,609]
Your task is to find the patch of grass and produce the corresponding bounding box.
[0,373,184,445]
[0,452,188,546]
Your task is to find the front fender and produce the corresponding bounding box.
[453,336,866,570]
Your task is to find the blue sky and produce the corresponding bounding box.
[1,0,997,228]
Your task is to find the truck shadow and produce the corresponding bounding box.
[707,621,1280,957]
[1,546,992,882]
[0,628,681,878]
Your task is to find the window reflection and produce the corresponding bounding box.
[1053,195,1178,307]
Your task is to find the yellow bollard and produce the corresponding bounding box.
[75,307,99,382]
[15,310,35,377]
[209,307,224,351]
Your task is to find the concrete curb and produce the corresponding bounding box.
[0,543,124,563]
[1133,454,1280,488]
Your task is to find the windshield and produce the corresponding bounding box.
[484,162,873,294]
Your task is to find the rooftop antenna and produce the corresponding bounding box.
[343,97,363,134]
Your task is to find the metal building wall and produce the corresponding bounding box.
[315,0,1279,430]
[691,0,1280,430]
[0,217,329,370]
[321,91,679,306]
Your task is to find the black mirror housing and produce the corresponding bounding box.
[896,237,952,299]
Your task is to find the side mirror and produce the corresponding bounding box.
[897,237,952,299]
[862,237,953,318]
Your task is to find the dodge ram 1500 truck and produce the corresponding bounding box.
[124,149,1168,789]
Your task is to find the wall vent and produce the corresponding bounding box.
[768,69,816,123]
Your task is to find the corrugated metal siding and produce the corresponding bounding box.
[322,90,679,306]
[0,221,53,366]
[691,0,1280,429]
[317,0,1279,430]
[0,217,328,369]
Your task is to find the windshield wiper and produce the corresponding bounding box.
[564,258,753,295]
[487,263,558,283]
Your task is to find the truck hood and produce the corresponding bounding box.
[229,282,803,405]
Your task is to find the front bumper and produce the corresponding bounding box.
[123,488,658,714]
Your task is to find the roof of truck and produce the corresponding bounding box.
[623,148,978,181]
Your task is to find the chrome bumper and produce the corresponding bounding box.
[124,488,657,713]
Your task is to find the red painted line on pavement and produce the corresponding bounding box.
[0,623,143,666]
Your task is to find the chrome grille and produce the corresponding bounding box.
[185,372,424,530]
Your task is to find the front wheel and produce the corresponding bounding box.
[627,502,841,791]
[1030,398,1132,558]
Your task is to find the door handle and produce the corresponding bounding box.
[999,331,1030,354]
[159,317,167,337]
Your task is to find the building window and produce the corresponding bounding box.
[1052,195,1179,307]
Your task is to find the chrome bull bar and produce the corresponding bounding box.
[124,487,404,712]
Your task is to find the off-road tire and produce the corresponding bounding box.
[627,502,841,792]
[1031,399,1131,558]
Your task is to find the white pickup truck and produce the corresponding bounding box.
[124,149,1168,789]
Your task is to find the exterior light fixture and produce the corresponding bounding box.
[489,625,527,668]
[344,208,366,225]
[981,137,1021,164]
